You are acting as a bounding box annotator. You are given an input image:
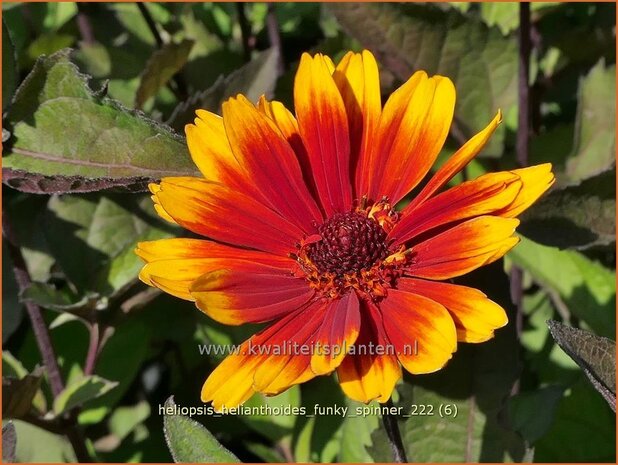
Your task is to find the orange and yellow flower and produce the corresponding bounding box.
[136,50,554,410]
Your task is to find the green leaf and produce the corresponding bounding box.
[338,399,380,463]
[21,282,101,314]
[479,3,561,35]
[2,352,28,379]
[162,396,240,463]
[113,3,167,46]
[168,48,280,130]
[2,170,153,194]
[2,352,47,413]
[244,442,285,463]
[519,169,616,250]
[398,342,527,462]
[11,419,76,462]
[41,3,77,32]
[2,19,18,111]
[43,194,173,295]
[242,386,300,441]
[519,291,579,383]
[109,401,151,442]
[547,320,616,410]
[293,377,347,463]
[2,423,17,463]
[135,39,194,109]
[3,49,197,192]
[540,4,615,83]
[53,375,118,416]
[507,237,616,338]
[366,427,393,462]
[178,5,243,91]
[49,313,81,330]
[565,60,616,182]
[25,33,74,66]
[2,367,44,419]
[507,385,565,444]
[479,3,520,35]
[74,41,112,78]
[329,2,517,156]
[535,377,616,462]
[92,400,152,452]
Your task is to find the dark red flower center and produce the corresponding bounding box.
[307,211,389,276]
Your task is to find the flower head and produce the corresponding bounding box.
[137,50,554,410]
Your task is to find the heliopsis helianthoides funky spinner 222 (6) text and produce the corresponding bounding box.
[135,50,554,411]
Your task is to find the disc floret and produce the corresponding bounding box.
[292,202,408,300]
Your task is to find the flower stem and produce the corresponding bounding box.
[236,2,254,62]
[510,1,531,396]
[383,398,408,463]
[3,215,65,398]
[3,214,92,462]
[517,2,531,168]
[84,322,100,376]
[266,3,284,76]
[75,3,95,45]
[137,2,163,48]
[136,2,188,102]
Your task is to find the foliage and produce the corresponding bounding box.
[2,2,615,463]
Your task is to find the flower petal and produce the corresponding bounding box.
[408,110,503,210]
[136,239,297,301]
[185,100,323,233]
[368,72,456,204]
[390,171,522,246]
[311,291,361,375]
[401,278,508,343]
[135,238,254,301]
[185,110,239,183]
[152,177,304,255]
[222,95,323,231]
[406,216,520,280]
[257,96,317,200]
[252,301,328,395]
[331,50,381,198]
[201,345,263,411]
[190,260,314,325]
[380,287,457,374]
[294,52,353,215]
[149,183,177,224]
[337,302,401,403]
[201,309,309,411]
[496,164,555,218]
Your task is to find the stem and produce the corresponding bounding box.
[266,3,284,76]
[23,414,66,435]
[76,4,95,45]
[3,216,65,398]
[66,421,93,463]
[383,399,408,463]
[517,2,531,168]
[3,214,92,462]
[136,2,188,101]
[137,2,163,48]
[510,2,531,396]
[84,323,100,376]
[236,2,253,62]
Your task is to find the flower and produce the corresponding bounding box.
[136,50,554,410]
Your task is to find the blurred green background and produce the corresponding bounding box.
[2,2,615,463]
